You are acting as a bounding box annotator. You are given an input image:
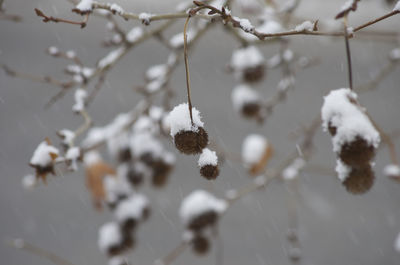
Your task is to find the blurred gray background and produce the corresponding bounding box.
[1,0,400,264]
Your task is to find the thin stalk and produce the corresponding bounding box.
[343,16,353,90]
[183,15,194,124]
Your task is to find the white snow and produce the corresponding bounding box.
[98,47,125,69]
[256,20,284,34]
[169,28,197,48]
[231,84,260,111]
[198,148,218,167]
[242,134,268,166]
[30,140,59,167]
[126,27,144,43]
[254,175,267,186]
[394,1,400,12]
[57,129,75,146]
[335,159,351,182]
[65,147,81,171]
[130,132,164,158]
[395,232,400,252]
[132,116,157,134]
[282,158,305,180]
[103,175,132,204]
[162,151,176,165]
[230,46,264,71]
[83,150,102,166]
[146,79,165,93]
[146,64,168,81]
[165,103,204,137]
[339,0,356,12]
[72,88,87,113]
[234,17,254,33]
[389,48,400,61]
[115,194,149,222]
[65,50,76,59]
[98,222,122,253]
[179,190,227,225]
[139,12,153,24]
[75,0,94,13]
[108,256,128,265]
[383,164,400,178]
[48,46,59,55]
[321,88,380,153]
[82,127,106,148]
[110,4,123,15]
[22,174,37,189]
[295,21,314,32]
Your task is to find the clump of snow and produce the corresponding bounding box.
[395,231,400,252]
[282,158,305,180]
[126,27,143,43]
[57,129,75,146]
[75,0,94,13]
[98,222,122,253]
[389,48,400,61]
[335,159,351,182]
[295,21,314,32]
[256,20,284,34]
[242,134,268,167]
[169,28,197,48]
[254,175,267,186]
[72,88,87,113]
[48,46,59,55]
[139,12,153,25]
[165,103,204,137]
[179,190,227,225]
[132,116,157,134]
[82,127,106,148]
[104,175,132,205]
[198,148,218,167]
[231,84,260,111]
[383,164,400,178]
[234,17,254,33]
[230,46,264,71]
[394,1,400,12]
[65,50,76,59]
[130,132,164,158]
[110,3,124,15]
[115,194,149,222]
[146,64,168,81]
[339,0,356,12]
[108,256,128,265]
[98,47,125,69]
[65,147,81,171]
[83,150,102,166]
[22,174,37,189]
[30,140,59,167]
[321,88,380,153]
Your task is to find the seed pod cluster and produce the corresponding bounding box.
[167,103,220,180]
[321,88,380,194]
[179,190,227,255]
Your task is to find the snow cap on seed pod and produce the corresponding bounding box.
[230,46,265,83]
[107,133,132,163]
[130,132,164,165]
[114,194,150,232]
[98,222,125,257]
[231,84,262,119]
[241,134,273,175]
[198,148,219,180]
[166,103,208,155]
[29,138,60,183]
[126,161,151,188]
[108,256,130,265]
[65,146,81,171]
[179,190,227,231]
[103,172,132,210]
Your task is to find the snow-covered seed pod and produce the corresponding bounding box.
[338,136,375,167]
[231,84,262,119]
[179,190,227,232]
[108,256,130,265]
[198,148,219,180]
[342,164,375,194]
[151,152,175,188]
[241,134,273,175]
[166,103,208,155]
[230,46,265,83]
[103,173,132,210]
[115,194,150,233]
[126,162,150,187]
[98,222,133,257]
[29,138,59,183]
[191,234,210,255]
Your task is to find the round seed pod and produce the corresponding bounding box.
[242,65,265,83]
[151,160,173,188]
[120,218,137,235]
[339,137,375,167]
[288,247,301,263]
[200,165,219,180]
[342,165,375,194]
[241,102,261,118]
[192,235,210,255]
[174,127,208,155]
[187,210,218,231]
[117,147,132,163]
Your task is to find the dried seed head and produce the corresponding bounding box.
[174,127,208,155]
[188,210,218,231]
[151,160,173,188]
[127,167,144,187]
[192,235,210,255]
[121,219,137,235]
[339,137,375,167]
[117,147,132,163]
[242,65,265,83]
[200,165,219,180]
[241,102,261,118]
[342,165,375,194]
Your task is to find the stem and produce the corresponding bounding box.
[354,10,400,32]
[156,241,188,265]
[343,16,353,90]
[183,15,194,124]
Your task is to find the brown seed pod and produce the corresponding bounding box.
[192,235,210,255]
[121,218,137,235]
[200,165,219,180]
[151,160,173,188]
[242,65,265,83]
[342,165,375,194]
[339,137,375,167]
[117,147,132,163]
[241,102,261,118]
[188,210,218,231]
[174,127,208,155]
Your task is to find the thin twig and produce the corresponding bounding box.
[183,15,194,124]
[343,16,353,90]
[354,10,400,32]
[155,241,188,265]
[34,8,89,28]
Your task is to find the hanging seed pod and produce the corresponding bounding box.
[230,46,265,83]
[166,103,209,155]
[242,134,273,176]
[198,148,219,180]
[192,234,210,255]
[180,190,227,232]
[231,84,262,120]
[29,138,60,183]
[342,164,375,194]
[339,136,375,167]
[242,65,265,83]
[126,162,150,187]
[152,152,175,188]
[98,222,128,257]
